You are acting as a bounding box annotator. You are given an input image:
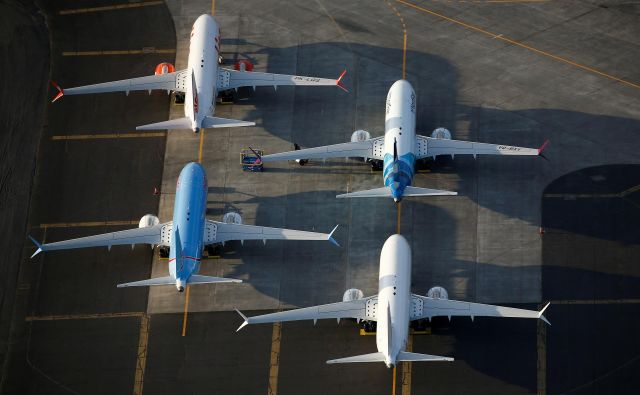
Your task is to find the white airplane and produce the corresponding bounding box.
[29,162,338,292]
[236,234,550,367]
[50,14,346,132]
[256,79,548,201]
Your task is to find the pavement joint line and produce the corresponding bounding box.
[181,286,191,336]
[39,220,138,229]
[396,0,640,90]
[25,312,145,321]
[133,313,150,395]
[543,184,640,199]
[52,132,166,140]
[58,1,164,15]
[62,49,176,56]
[552,299,640,305]
[267,322,282,395]
[402,334,413,395]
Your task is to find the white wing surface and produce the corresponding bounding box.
[261,137,385,163]
[218,68,347,91]
[52,69,189,101]
[29,222,170,258]
[235,296,376,331]
[206,220,339,246]
[410,294,550,325]
[417,135,546,159]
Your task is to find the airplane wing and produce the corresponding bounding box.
[29,222,170,258]
[205,220,339,246]
[51,69,189,101]
[260,136,385,163]
[409,294,550,325]
[218,68,347,91]
[416,135,548,159]
[235,296,377,331]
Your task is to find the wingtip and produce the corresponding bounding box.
[49,80,64,103]
[235,308,249,332]
[336,69,348,92]
[539,302,551,326]
[538,139,550,155]
[328,224,340,247]
[28,235,43,258]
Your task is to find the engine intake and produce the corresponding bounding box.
[343,288,364,302]
[154,62,175,75]
[427,286,448,300]
[351,130,371,143]
[139,214,160,228]
[431,127,451,140]
[222,212,242,225]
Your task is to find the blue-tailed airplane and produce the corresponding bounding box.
[255,79,548,202]
[30,162,338,292]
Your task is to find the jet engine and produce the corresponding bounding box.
[427,286,448,300]
[154,62,175,75]
[234,59,254,72]
[222,211,242,225]
[342,288,364,302]
[139,214,160,228]
[431,127,452,140]
[350,130,371,143]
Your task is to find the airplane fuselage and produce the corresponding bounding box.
[170,162,208,291]
[186,14,221,131]
[376,234,412,367]
[383,80,417,202]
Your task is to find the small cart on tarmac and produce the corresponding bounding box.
[240,148,263,172]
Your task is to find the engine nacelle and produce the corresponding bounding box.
[234,59,254,72]
[139,214,160,228]
[343,288,364,302]
[222,212,242,225]
[154,62,175,75]
[351,130,371,143]
[427,286,448,300]
[431,127,452,140]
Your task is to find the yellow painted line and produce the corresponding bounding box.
[396,0,640,90]
[62,49,176,56]
[392,366,397,395]
[52,132,166,141]
[26,312,144,321]
[402,31,408,79]
[39,220,138,229]
[59,1,163,15]
[402,334,413,395]
[268,322,282,395]
[397,201,402,234]
[198,130,205,163]
[133,313,150,395]
[212,0,216,15]
[181,286,191,336]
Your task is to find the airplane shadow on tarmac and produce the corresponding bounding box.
[202,42,640,391]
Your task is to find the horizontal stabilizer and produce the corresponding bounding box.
[327,352,386,364]
[336,186,457,199]
[136,117,193,130]
[201,116,254,129]
[188,275,242,284]
[117,276,175,288]
[397,351,454,362]
[403,186,457,197]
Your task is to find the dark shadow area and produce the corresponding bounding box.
[0,0,50,388]
[542,164,640,395]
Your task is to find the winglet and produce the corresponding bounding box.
[235,308,249,332]
[538,302,551,326]
[336,69,348,92]
[328,224,340,247]
[28,235,44,258]
[50,80,64,103]
[538,139,550,156]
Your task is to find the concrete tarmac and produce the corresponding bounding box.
[3,0,640,394]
